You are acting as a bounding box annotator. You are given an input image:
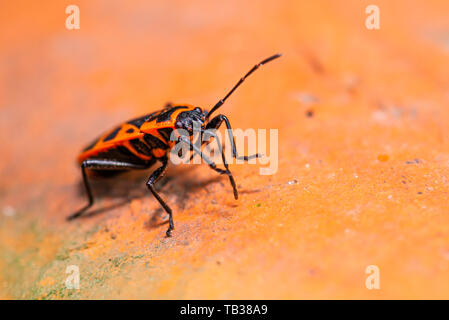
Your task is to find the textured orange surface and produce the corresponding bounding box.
[1,0,449,299]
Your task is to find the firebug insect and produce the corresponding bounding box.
[68,54,281,236]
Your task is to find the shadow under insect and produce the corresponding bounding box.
[74,164,224,226]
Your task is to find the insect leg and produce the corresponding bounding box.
[67,159,148,221]
[145,158,174,237]
[179,136,238,199]
[206,114,261,161]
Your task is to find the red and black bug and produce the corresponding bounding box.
[68,54,281,236]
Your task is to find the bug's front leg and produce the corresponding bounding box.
[179,136,238,199]
[146,158,174,237]
[206,114,261,161]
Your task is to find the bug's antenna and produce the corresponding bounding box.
[206,53,282,121]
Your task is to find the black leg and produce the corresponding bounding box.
[67,159,148,221]
[178,135,238,199]
[146,158,174,237]
[201,129,238,199]
[206,114,261,161]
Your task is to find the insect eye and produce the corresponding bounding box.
[194,107,201,113]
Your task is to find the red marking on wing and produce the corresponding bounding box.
[77,123,144,163]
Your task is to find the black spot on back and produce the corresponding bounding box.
[127,115,148,128]
[143,134,168,149]
[126,128,135,133]
[158,128,173,142]
[130,138,153,157]
[156,106,188,123]
[103,126,121,142]
[127,110,161,128]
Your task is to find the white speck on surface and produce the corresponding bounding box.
[442,250,449,261]
[372,110,388,122]
[292,92,319,105]
[3,206,15,217]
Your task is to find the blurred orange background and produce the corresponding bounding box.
[1,0,449,299]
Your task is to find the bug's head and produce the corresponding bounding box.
[174,106,206,135]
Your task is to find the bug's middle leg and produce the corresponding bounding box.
[206,114,262,161]
[146,158,174,237]
[67,159,149,221]
[179,136,238,199]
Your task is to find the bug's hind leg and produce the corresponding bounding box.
[67,161,93,220]
[67,159,149,221]
[145,158,174,237]
[206,114,262,161]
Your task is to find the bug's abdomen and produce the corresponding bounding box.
[78,134,169,165]
[85,144,150,165]
[77,111,174,165]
